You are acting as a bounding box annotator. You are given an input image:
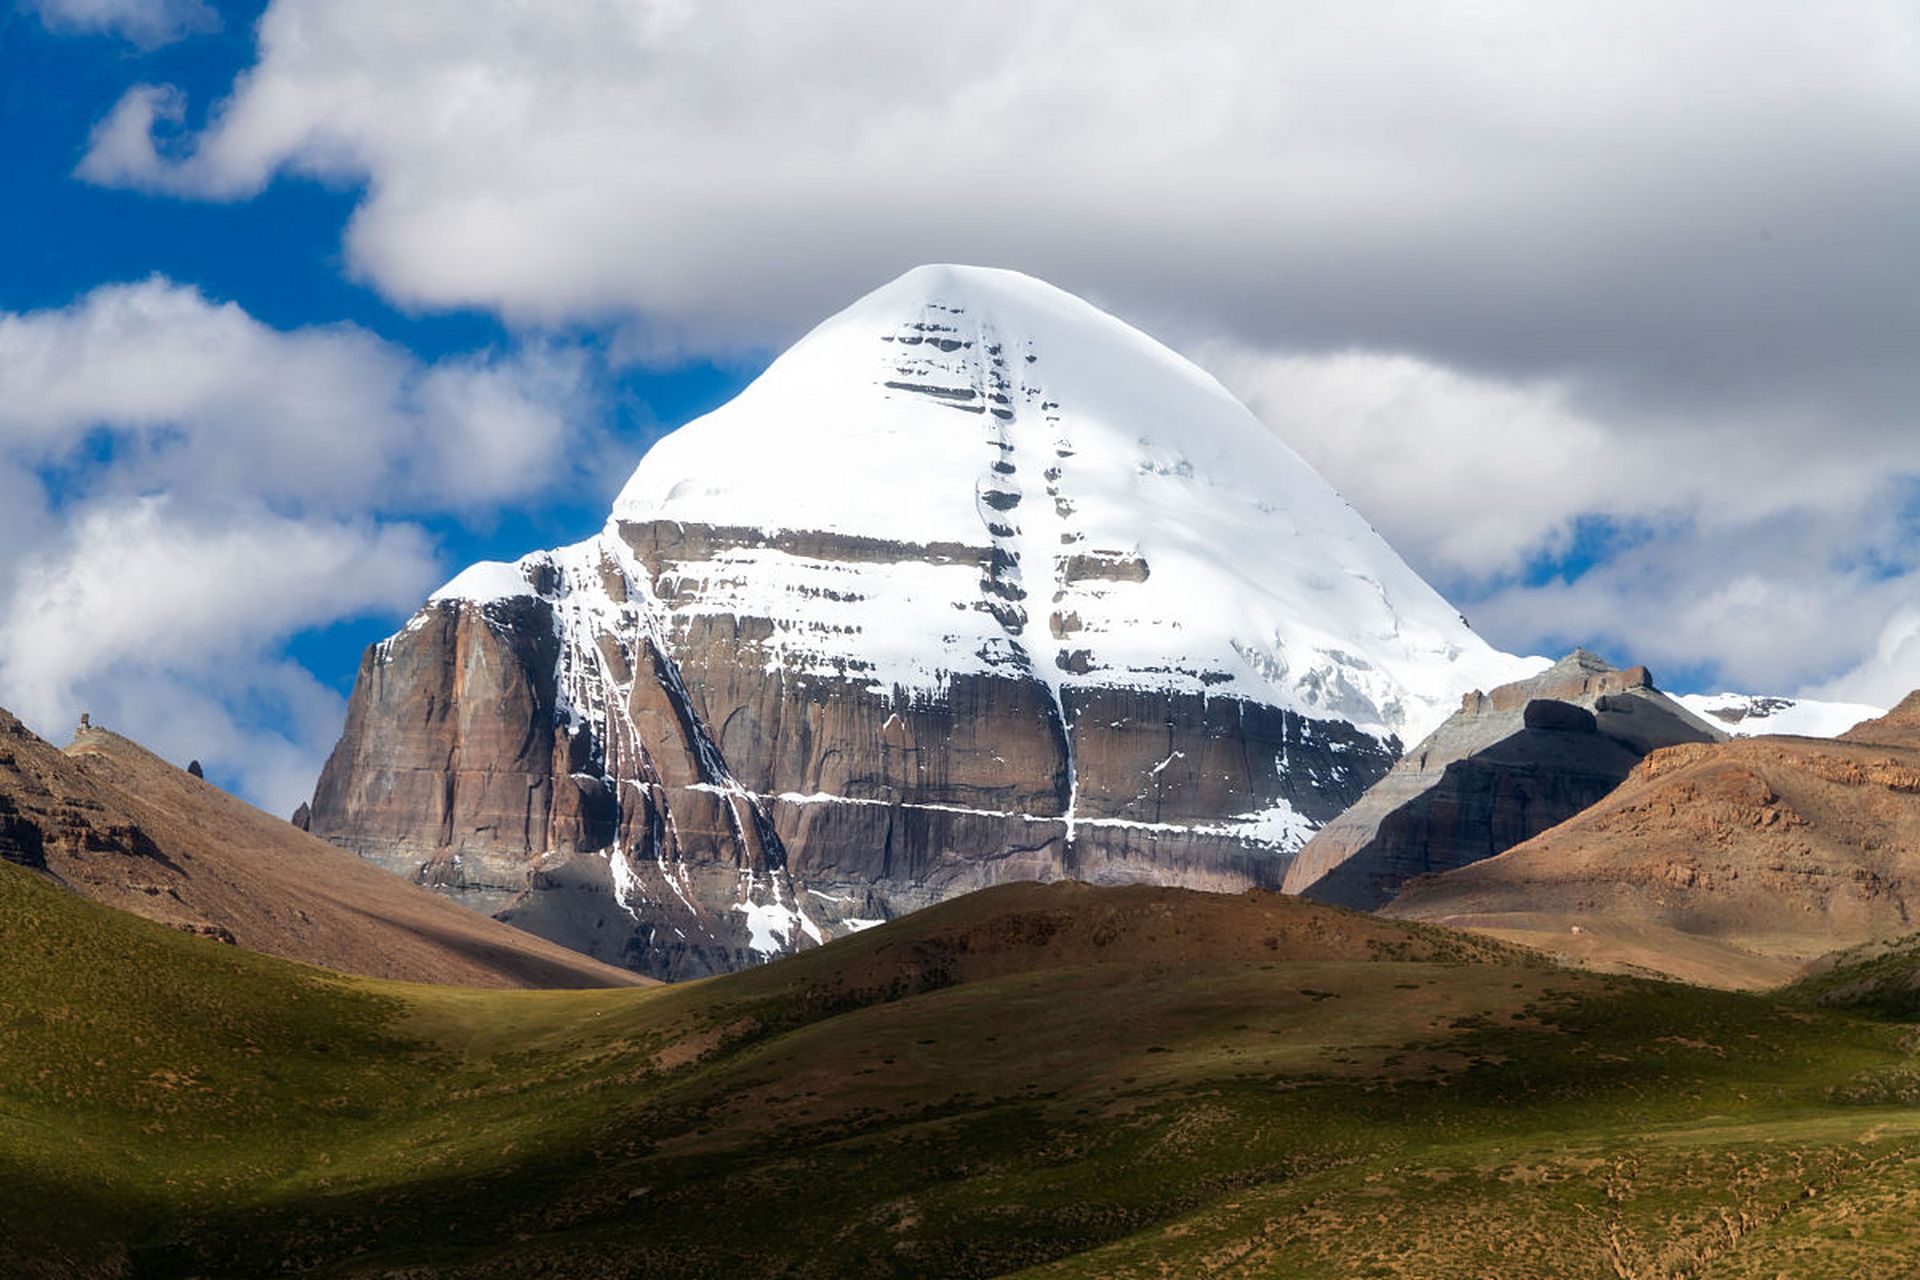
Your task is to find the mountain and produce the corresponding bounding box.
[1282,649,1724,910]
[1385,689,1920,988]
[12,860,1920,1278]
[307,265,1540,978]
[1676,690,1882,738]
[0,708,641,989]
[1845,690,1920,745]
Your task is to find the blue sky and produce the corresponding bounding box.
[2,0,1917,812]
[0,2,762,807]
[1,0,748,561]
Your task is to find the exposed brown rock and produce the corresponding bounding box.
[1839,690,1920,747]
[307,596,618,913]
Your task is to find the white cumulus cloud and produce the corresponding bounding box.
[0,280,605,813]
[1197,341,1920,701]
[0,498,434,713]
[0,499,437,814]
[1814,607,1920,710]
[1194,346,1630,581]
[62,0,1920,709]
[36,0,1920,722]
[70,0,1920,384]
[0,277,592,512]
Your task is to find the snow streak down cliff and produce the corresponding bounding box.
[309,265,1543,979]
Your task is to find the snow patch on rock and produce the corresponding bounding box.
[1676,692,1883,740]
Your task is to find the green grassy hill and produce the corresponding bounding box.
[8,861,1920,1278]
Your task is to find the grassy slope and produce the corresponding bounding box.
[7,866,1920,1279]
[1789,931,1920,1023]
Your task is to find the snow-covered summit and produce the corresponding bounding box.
[613,264,1254,541]
[1675,692,1883,740]
[592,264,1539,743]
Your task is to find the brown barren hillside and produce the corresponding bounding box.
[1386,692,1920,988]
[1841,689,1920,747]
[0,709,643,989]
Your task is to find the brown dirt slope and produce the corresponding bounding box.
[1839,689,1920,746]
[1385,694,1920,988]
[0,708,644,989]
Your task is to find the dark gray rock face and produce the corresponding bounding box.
[0,793,48,870]
[1281,651,1726,912]
[1522,698,1597,733]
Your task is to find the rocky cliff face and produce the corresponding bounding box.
[1282,651,1725,911]
[309,265,1541,979]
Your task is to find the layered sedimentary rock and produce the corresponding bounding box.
[309,265,1540,979]
[1283,650,1725,910]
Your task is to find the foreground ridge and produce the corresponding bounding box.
[1388,689,1920,988]
[1287,649,1724,910]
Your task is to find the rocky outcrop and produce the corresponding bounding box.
[1282,651,1724,910]
[1838,690,1920,747]
[308,265,1539,979]
[0,712,170,878]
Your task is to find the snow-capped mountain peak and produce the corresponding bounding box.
[326,265,1544,978]
[595,263,1536,743]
